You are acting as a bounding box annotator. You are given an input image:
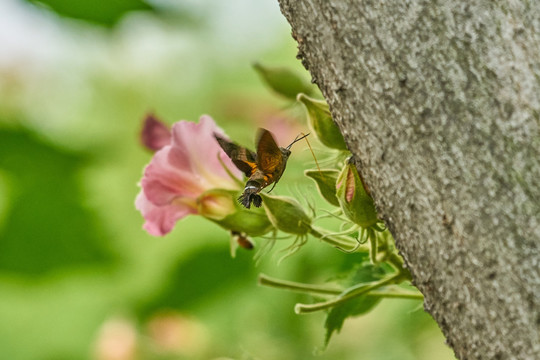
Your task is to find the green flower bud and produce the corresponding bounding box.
[198,189,273,236]
[297,94,348,150]
[304,169,340,206]
[336,163,378,227]
[260,193,312,235]
[253,62,314,100]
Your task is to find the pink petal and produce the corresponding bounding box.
[170,116,242,187]
[345,168,355,203]
[135,191,195,236]
[140,114,172,151]
[142,147,204,205]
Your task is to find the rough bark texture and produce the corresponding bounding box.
[278,1,540,359]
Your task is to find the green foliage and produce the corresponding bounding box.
[248,78,425,349]
[253,62,315,100]
[342,256,389,285]
[324,258,390,345]
[0,126,115,275]
[25,0,154,26]
[297,94,348,150]
[324,293,382,346]
[304,169,340,206]
[137,247,255,316]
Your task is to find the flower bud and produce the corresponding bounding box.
[304,169,340,206]
[297,94,348,150]
[260,193,311,235]
[253,62,315,100]
[336,163,378,227]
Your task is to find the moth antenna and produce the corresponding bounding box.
[286,132,310,150]
[300,132,321,174]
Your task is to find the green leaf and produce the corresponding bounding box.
[322,256,391,345]
[253,62,315,100]
[330,253,389,287]
[324,291,382,346]
[297,94,348,150]
[304,169,340,206]
[346,259,389,285]
[25,0,154,27]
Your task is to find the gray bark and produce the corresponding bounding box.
[278,1,540,359]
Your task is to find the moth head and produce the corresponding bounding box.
[280,147,292,161]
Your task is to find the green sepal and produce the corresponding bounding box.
[217,209,273,237]
[336,163,378,227]
[253,62,314,100]
[304,169,340,206]
[199,189,273,237]
[260,193,312,235]
[297,93,348,150]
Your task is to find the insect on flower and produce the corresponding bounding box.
[214,129,309,209]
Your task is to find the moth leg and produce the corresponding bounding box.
[266,181,279,193]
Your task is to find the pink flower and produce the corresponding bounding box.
[136,115,242,236]
[140,113,172,151]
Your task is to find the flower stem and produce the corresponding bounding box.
[258,274,423,300]
[310,226,369,252]
[258,274,342,296]
[368,228,378,264]
[294,273,402,314]
[367,287,424,300]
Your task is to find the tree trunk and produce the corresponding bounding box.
[278,1,540,359]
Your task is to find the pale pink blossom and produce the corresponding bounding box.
[140,113,172,151]
[136,115,242,236]
[94,317,137,360]
[146,311,208,355]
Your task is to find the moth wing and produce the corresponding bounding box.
[214,133,257,177]
[256,128,283,174]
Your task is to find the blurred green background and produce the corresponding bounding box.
[0,1,456,359]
